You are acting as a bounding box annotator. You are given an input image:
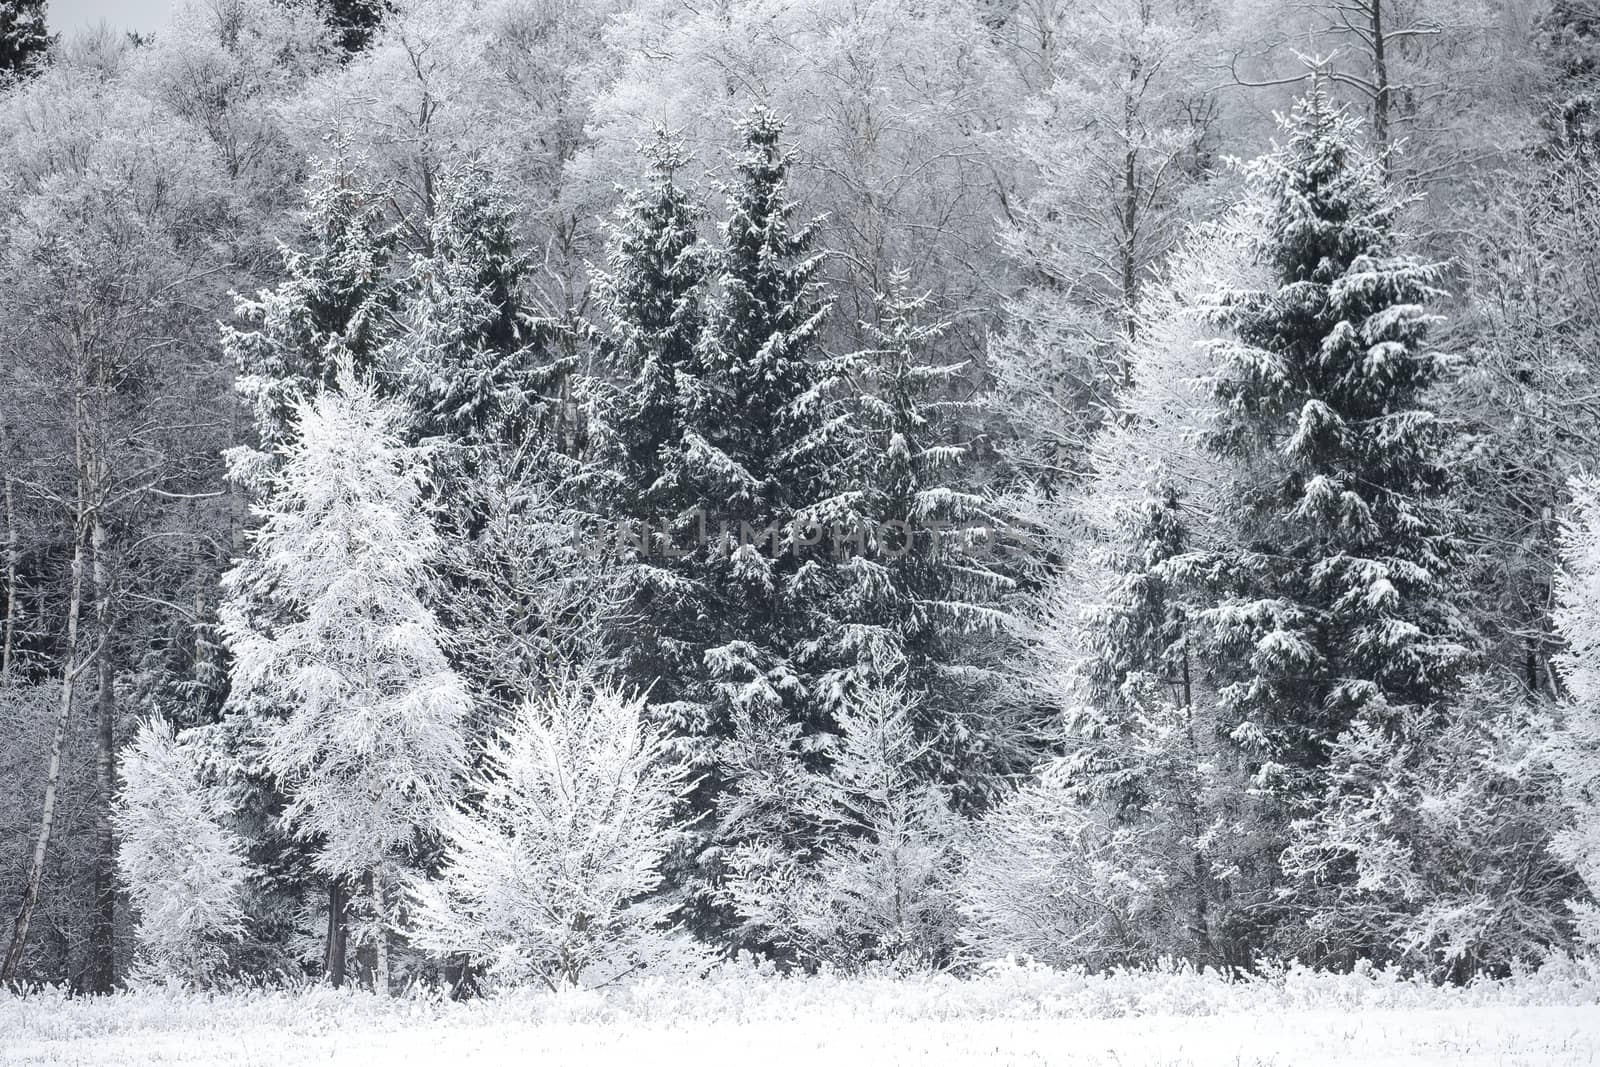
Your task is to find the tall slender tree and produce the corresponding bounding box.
[587,130,712,733]
[832,280,1020,805]
[221,371,468,992]
[1189,87,1475,949]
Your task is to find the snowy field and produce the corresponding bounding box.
[7,961,1600,1067]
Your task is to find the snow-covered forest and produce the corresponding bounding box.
[4,0,1600,1046]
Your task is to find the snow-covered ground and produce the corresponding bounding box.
[7,960,1600,1066]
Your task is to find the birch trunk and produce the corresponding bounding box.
[373,872,390,997]
[85,490,116,992]
[1,419,17,682]
[0,400,89,985]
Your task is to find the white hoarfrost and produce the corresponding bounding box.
[220,369,469,985]
[4,960,1599,1066]
[408,677,696,989]
[1553,474,1600,946]
[115,717,252,987]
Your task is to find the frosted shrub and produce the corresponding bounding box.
[958,773,1169,970]
[409,677,696,989]
[116,717,251,986]
[727,684,962,969]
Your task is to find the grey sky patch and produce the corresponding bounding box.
[49,0,175,35]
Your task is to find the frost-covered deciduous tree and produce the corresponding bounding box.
[958,771,1170,970]
[987,0,1219,488]
[727,684,961,969]
[0,681,97,987]
[116,717,252,987]
[134,0,333,197]
[1002,0,1219,331]
[1552,474,1600,949]
[1228,0,1526,198]
[1282,679,1576,980]
[221,370,468,992]
[0,50,244,991]
[1448,148,1600,696]
[409,678,694,990]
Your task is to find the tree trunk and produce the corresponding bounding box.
[1370,0,1392,163]
[1,419,17,682]
[1119,50,1144,363]
[1179,642,1211,965]
[86,631,116,991]
[84,438,117,993]
[325,880,348,988]
[0,409,89,985]
[372,872,390,996]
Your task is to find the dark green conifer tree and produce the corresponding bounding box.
[830,280,1018,806]
[0,0,51,80]
[1188,89,1476,956]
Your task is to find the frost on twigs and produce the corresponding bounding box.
[116,717,252,988]
[408,677,702,990]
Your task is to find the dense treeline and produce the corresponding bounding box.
[1,0,1599,993]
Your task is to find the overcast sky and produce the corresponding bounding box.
[49,0,175,35]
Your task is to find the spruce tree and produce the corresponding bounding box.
[0,0,50,80]
[831,279,1017,805]
[587,131,713,732]
[323,0,389,53]
[1535,0,1600,149]
[687,107,834,533]
[591,130,709,512]
[400,155,561,456]
[397,155,589,745]
[225,152,398,483]
[692,105,842,839]
[1193,88,1475,943]
[627,108,847,942]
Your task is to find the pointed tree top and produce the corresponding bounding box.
[644,125,692,176]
